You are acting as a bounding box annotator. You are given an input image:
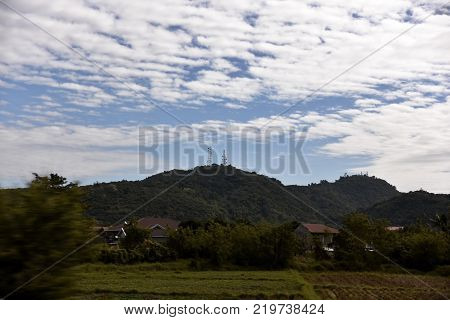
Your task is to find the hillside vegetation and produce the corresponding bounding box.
[82,165,400,224]
[364,191,450,225]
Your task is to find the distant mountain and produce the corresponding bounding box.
[82,165,400,224]
[364,191,450,225]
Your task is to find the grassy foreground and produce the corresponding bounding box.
[70,262,450,300]
[304,272,450,299]
[70,262,318,299]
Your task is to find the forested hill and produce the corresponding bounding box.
[82,165,400,224]
[364,191,450,225]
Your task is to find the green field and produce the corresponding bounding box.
[304,272,450,299]
[70,262,318,299]
[70,262,450,300]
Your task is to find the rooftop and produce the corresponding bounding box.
[301,223,339,234]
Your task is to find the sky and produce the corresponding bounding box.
[0,0,449,193]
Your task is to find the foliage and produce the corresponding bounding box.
[431,213,449,234]
[119,221,151,250]
[334,213,390,270]
[167,221,300,268]
[334,213,450,272]
[365,190,450,225]
[100,220,175,264]
[396,225,449,271]
[101,240,175,265]
[0,173,93,299]
[80,165,400,224]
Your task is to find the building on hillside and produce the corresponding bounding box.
[100,217,180,245]
[136,217,181,242]
[295,223,339,252]
[101,226,127,245]
[386,226,404,232]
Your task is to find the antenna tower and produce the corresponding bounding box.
[221,149,228,166]
[207,146,212,166]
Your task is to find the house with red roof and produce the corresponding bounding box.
[295,223,339,252]
[136,217,180,242]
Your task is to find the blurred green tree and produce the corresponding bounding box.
[0,173,93,299]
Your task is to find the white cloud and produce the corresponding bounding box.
[120,104,155,112]
[0,124,139,184]
[0,0,448,109]
[0,110,13,116]
[224,102,247,109]
[354,98,382,108]
[302,99,450,193]
[211,58,239,73]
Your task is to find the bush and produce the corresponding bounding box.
[167,222,299,268]
[119,222,151,250]
[0,174,94,299]
[334,213,450,272]
[139,240,176,263]
[397,227,449,271]
[100,249,129,264]
[100,240,175,264]
[432,265,450,277]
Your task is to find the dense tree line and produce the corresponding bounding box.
[167,221,300,268]
[101,220,300,268]
[334,213,450,271]
[102,213,450,273]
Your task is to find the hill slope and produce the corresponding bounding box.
[83,165,400,224]
[364,191,450,225]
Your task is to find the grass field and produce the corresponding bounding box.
[70,262,450,300]
[71,262,318,299]
[304,272,450,299]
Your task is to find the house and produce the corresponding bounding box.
[100,217,180,245]
[295,223,339,251]
[136,217,181,242]
[386,226,404,232]
[101,226,126,245]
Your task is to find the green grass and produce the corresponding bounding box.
[70,262,449,300]
[70,262,319,299]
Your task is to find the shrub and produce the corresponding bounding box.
[100,240,175,264]
[433,265,450,277]
[397,227,449,271]
[0,174,94,299]
[167,222,299,268]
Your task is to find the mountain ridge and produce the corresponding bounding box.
[364,190,450,225]
[82,165,401,224]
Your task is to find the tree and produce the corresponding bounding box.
[167,221,299,268]
[119,220,151,250]
[0,174,93,299]
[334,213,392,270]
[398,225,449,271]
[431,213,448,234]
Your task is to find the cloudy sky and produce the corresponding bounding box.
[0,0,449,192]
